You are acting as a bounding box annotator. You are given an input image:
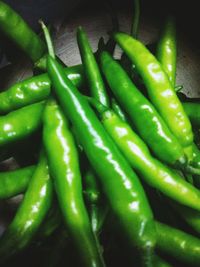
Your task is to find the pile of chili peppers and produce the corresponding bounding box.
[1,1,200,266]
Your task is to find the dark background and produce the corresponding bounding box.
[0,0,200,69]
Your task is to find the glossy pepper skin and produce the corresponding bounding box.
[43,99,105,267]
[0,101,45,147]
[46,55,156,266]
[156,221,200,266]
[156,16,177,87]
[0,165,35,199]
[0,65,84,114]
[183,102,200,127]
[114,32,193,153]
[77,27,110,107]
[100,51,186,167]
[0,150,53,263]
[0,1,45,62]
[100,108,200,211]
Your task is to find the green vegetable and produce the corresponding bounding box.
[156,15,177,87]
[0,150,53,263]
[156,221,200,266]
[0,165,35,199]
[100,51,186,167]
[43,24,156,265]
[98,106,200,211]
[77,27,110,107]
[0,65,84,114]
[114,32,193,160]
[43,98,105,267]
[0,1,45,62]
[0,101,45,147]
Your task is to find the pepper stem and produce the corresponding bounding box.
[39,20,55,59]
[131,0,140,38]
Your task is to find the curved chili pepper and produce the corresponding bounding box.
[0,64,84,114]
[111,98,128,123]
[114,32,193,159]
[156,15,177,88]
[156,221,200,266]
[97,107,200,211]
[43,98,105,267]
[0,1,45,62]
[0,150,53,263]
[100,51,186,167]
[0,101,45,148]
[77,27,110,107]
[43,33,157,266]
[0,165,35,199]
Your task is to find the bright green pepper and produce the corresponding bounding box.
[0,165,35,199]
[0,65,84,114]
[100,51,186,167]
[0,150,53,263]
[77,27,110,107]
[0,1,45,62]
[98,107,200,211]
[45,48,156,266]
[43,98,105,267]
[0,101,45,148]
[156,221,200,266]
[156,15,177,88]
[114,32,193,158]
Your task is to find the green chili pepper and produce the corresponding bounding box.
[0,165,35,199]
[156,15,177,88]
[0,65,84,114]
[0,101,45,148]
[43,98,105,267]
[111,98,128,123]
[100,51,186,167]
[114,32,193,159]
[183,102,200,128]
[77,27,110,107]
[0,1,45,62]
[156,221,200,266]
[0,150,53,263]
[42,22,156,266]
[97,106,200,211]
